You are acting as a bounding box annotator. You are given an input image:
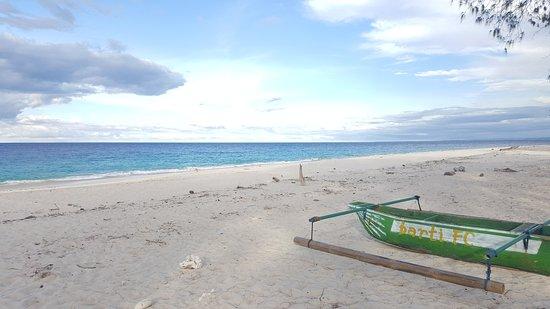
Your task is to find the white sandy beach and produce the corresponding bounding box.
[1,146,549,308]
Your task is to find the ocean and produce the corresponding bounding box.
[0,140,548,184]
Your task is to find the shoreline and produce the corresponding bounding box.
[5,140,548,188]
[0,157,325,188]
[0,146,498,192]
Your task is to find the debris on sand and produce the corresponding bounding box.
[145,239,167,246]
[479,173,484,177]
[272,176,280,182]
[134,299,153,309]
[76,263,97,269]
[494,168,518,172]
[453,166,465,172]
[180,255,203,270]
[189,190,195,194]
[499,146,519,151]
[236,185,260,190]
[32,264,53,279]
[443,171,455,176]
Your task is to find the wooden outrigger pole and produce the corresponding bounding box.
[294,237,505,294]
[296,195,548,294]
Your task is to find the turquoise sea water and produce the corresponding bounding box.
[0,140,549,183]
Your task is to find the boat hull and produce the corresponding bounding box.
[350,204,550,276]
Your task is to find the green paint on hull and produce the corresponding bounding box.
[349,203,550,276]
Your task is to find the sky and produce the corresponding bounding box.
[0,0,549,142]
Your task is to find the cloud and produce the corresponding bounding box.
[415,68,492,81]
[0,0,75,30]
[3,105,549,142]
[306,0,499,57]
[483,79,550,92]
[415,42,550,93]
[266,96,282,103]
[360,17,499,57]
[0,116,305,142]
[0,0,108,31]
[329,106,550,141]
[0,34,184,119]
[305,0,550,96]
[107,39,126,52]
[304,0,442,23]
[535,97,550,104]
[394,55,416,64]
[0,117,221,141]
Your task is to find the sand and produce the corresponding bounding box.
[0,146,549,308]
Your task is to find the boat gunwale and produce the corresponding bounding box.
[348,204,550,241]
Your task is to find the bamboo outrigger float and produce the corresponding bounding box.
[295,196,549,293]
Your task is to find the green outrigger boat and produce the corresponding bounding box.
[302,196,549,290]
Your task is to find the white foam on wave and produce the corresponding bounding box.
[0,168,190,185]
[0,157,323,185]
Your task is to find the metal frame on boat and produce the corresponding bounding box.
[295,196,549,293]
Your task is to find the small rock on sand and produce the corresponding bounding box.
[453,166,465,172]
[272,176,280,182]
[180,255,203,270]
[189,190,195,194]
[134,299,153,309]
[443,171,455,176]
[479,173,484,177]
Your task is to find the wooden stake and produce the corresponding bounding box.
[299,164,305,186]
[294,237,505,294]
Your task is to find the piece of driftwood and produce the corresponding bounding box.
[299,164,305,186]
[294,237,505,294]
